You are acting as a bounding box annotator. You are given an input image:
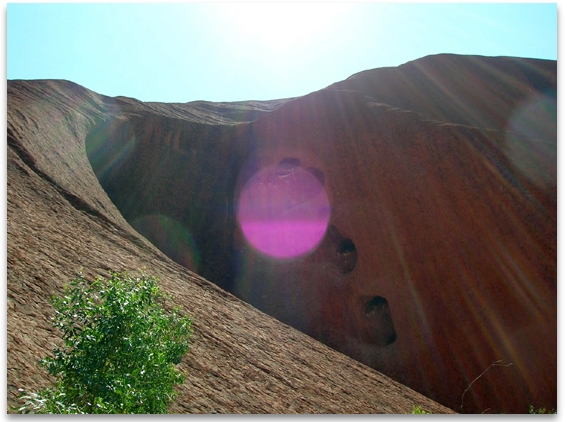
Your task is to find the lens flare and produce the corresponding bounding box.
[130,214,200,272]
[505,92,557,189]
[237,163,330,259]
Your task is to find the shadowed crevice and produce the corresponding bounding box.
[363,296,397,346]
[328,225,357,274]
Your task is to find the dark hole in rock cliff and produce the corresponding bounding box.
[276,157,301,173]
[306,166,325,187]
[327,225,357,273]
[363,296,397,346]
[237,157,330,259]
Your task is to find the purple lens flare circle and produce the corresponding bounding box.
[237,162,330,259]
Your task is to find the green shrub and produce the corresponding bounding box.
[528,405,557,414]
[411,405,432,414]
[17,270,193,414]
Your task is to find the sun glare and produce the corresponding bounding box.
[213,3,350,54]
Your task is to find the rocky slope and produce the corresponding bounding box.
[7,54,556,413]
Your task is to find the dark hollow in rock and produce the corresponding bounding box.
[278,157,301,169]
[328,225,358,274]
[363,296,397,347]
[275,157,301,177]
[306,166,325,187]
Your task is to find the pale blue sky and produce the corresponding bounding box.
[7,2,558,103]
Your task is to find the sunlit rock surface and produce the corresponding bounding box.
[8,54,556,413]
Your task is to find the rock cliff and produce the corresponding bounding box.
[7,54,556,413]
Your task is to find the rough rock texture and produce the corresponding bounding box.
[7,53,556,414]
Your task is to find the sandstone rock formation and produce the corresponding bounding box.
[7,54,556,413]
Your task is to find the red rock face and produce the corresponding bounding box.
[81,54,556,413]
[231,84,556,413]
